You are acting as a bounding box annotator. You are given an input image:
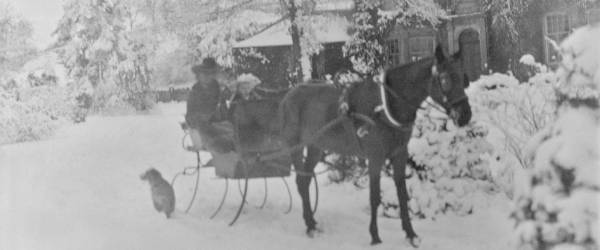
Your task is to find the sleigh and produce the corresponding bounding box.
[186,119,292,179]
[173,98,313,226]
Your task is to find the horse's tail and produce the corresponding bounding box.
[277,88,300,142]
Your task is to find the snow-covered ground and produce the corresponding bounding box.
[0,103,514,250]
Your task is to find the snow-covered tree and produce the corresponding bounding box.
[343,0,445,75]
[54,0,153,111]
[513,25,600,250]
[0,2,37,75]
[182,9,280,67]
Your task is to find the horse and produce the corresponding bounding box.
[278,45,472,247]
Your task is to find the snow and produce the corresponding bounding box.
[554,24,600,101]
[0,103,514,250]
[519,54,536,66]
[233,15,351,48]
[315,0,354,11]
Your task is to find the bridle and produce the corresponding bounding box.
[378,63,467,129]
[428,65,468,108]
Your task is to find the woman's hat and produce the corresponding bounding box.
[192,57,219,75]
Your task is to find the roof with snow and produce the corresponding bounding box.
[233,15,351,48]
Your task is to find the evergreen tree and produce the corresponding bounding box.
[513,25,600,250]
[0,2,37,75]
[54,0,153,111]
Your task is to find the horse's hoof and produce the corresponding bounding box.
[306,227,323,238]
[370,238,382,245]
[407,236,421,248]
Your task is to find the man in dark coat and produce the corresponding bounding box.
[185,57,221,127]
[185,57,234,153]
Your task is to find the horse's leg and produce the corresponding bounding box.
[368,156,384,245]
[391,142,420,247]
[295,146,322,236]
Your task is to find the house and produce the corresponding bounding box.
[232,3,354,88]
[232,15,354,87]
[519,1,600,67]
[384,0,487,81]
[233,0,488,88]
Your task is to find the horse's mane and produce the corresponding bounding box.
[382,57,435,96]
[389,57,433,70]
[384,58,434,80]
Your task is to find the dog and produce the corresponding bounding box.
[140,168,175,218]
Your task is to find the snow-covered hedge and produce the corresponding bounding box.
[381,105,496,218]
[0,84,77,144]
[466,69,557,198]
[513,25,600,250]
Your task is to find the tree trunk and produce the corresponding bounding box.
[286,0,303,86]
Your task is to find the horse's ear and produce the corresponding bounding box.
[434,44,447,63]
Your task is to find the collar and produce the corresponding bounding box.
[376,83,414,131]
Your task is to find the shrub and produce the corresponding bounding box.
[0,75,81,144]
[467,69,556,197]
[0,88,63,144]
[381,105,496,219]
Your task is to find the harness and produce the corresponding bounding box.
[334,63,469,158]
[376,64,467,131]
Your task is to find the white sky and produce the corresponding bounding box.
[6,0,64,48]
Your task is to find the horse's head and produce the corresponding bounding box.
[429,45,472,127]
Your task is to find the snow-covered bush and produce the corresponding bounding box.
[0,83,77,144]
[380,105,496,218]
[0,98,57,144]
[18,86,77,120]
[513,25,600,250]
[467,68,557,197]
[519,54,547,76]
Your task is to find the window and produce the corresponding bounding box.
[544,13,572,64]
[408,36,435,62]
[438,0,456,14]
[588,9,600,24]
[386,39,403,66]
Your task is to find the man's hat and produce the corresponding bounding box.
[192,57,219,75]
